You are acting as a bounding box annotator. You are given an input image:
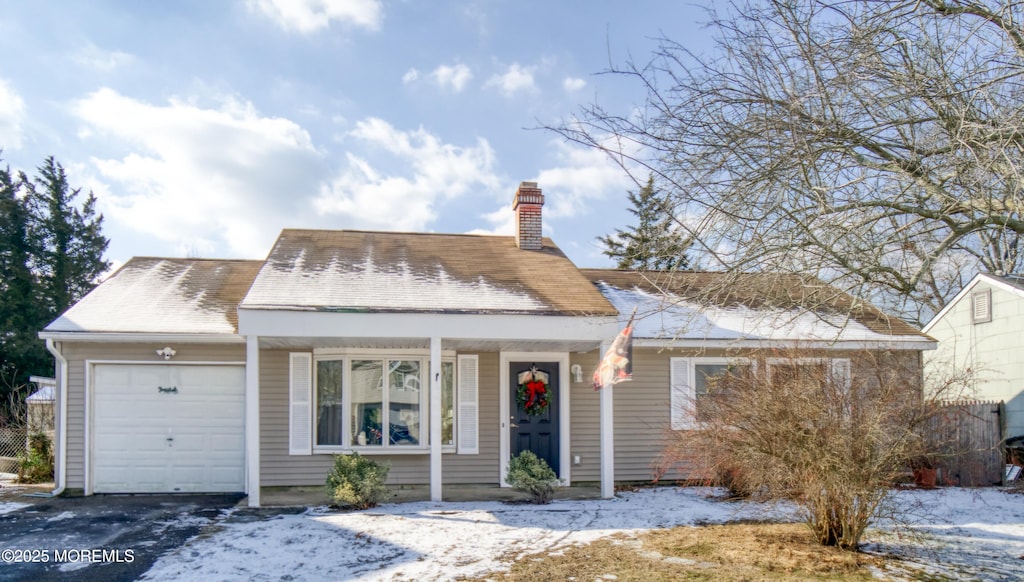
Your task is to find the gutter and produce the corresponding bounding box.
[44,339,68,497]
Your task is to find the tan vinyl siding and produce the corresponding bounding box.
[259,350,502,487]
[569,351,601,481]
[59,342,246,490]
[574,347,923,484]
[442,352,500,484]
[612,348,676,482]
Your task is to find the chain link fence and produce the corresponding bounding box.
[0,427,27,474]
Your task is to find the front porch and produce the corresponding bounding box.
[239,312,623,507]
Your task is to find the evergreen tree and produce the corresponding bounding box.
[0,155,110,417]
[0,160,44,397]
[22,156,110,320]
[599,176,690,270]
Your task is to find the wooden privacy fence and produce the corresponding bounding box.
[928,400,1005,487]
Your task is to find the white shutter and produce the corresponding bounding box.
[289,353,313,455]
[456,354,479,454]
[670,357,694,430]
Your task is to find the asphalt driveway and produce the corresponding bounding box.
[0,492,245,582]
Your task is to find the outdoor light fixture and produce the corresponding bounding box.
[156,347,177,360]
[571,364,583,383]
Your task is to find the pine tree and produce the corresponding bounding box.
[0,156,110,415]
[22,156,111,320]
[599,176,690,270]
[0,161,44,398]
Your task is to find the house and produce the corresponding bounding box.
[923,272,1024,440]
[39,182,934,506]
[26,376,56,437]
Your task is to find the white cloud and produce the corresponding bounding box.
[72,88,324,257]
[534,141,634,219]
[315,118,500,230]
[429,63,473,92]
[401,68,420,84]
[247,0,382,33]
[484,63,537,97]
[72,42,135,71]
[0,79,26,150]
[563,77,586,92]
[473,141,633,237]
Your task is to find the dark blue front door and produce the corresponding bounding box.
[509,361,559,476]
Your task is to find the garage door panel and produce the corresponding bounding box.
[92,364,245,494]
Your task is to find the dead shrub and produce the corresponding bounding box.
[660,348,967,550]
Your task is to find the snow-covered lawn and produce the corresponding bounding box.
[141,487,1024,581]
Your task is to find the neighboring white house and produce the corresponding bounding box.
[27,376,55,437]
[923,272,1024,439]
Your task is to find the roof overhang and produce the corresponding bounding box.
[237,308,619,344]
[38,331,245,344]
[633,338,936,351]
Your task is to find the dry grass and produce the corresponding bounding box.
[478,522,892,581]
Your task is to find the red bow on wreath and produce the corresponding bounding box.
[517,365,551,416]
[524,379,546,408]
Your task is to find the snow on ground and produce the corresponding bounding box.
[862,488,1024,581]
[0,501,30,516]
[141,487,1024,581]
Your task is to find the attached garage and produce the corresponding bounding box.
[91,363,245,493]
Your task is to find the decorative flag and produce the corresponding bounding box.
[593,312,635,390]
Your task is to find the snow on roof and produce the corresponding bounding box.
[598,282,901,342]
[241,229,617,315]
[26,385,53,402]
[583,270,928,343]
[45,258,262,335]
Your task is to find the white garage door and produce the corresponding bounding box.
[92,364,245,493]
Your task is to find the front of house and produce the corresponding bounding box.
[39,182,934,506]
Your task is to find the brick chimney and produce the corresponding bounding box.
[513,181,544,251]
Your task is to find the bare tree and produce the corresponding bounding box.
[552,0,1024,325]
[660,348,971,550]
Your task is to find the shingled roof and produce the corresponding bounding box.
[581,269,928,342]
[45,258,263,334]
[240,229,618,316]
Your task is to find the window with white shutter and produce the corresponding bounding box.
[670,357,693,430]
[456,354,479,454]
[289,352,313,455]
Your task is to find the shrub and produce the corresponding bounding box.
[325,453,389,509]
[18,432,54,484]
[506,450,559,504]
[660,348,969,550]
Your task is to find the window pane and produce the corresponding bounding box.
[441,361,455,446]
[316,360,343,446]
[695,364,731,396]
[694,363,747,421]
[352,360,384,446]
[773,362,828,388]
[389,360,420,446]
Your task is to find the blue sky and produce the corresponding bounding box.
[0,0,714,268]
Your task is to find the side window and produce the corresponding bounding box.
[316,360,343,446]
[671,357,749,429]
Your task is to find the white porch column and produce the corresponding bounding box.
[429,336,442,501]
[245,335,261,507]
[599,340,615,499]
